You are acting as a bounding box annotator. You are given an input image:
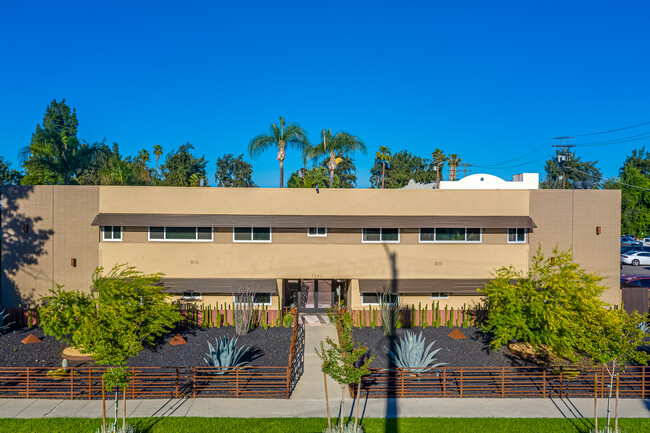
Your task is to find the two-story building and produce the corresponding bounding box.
[0,174,621,312]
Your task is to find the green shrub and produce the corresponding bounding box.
[283,313,294,328]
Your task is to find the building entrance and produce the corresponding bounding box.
[288,279,346,313]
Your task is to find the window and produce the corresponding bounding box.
[102,226,122,241]
[182,291,202,300]
[430,292,450,299]
[362,228,400,243]
[508,228,526,243]
[148,227,212,241]
[419,228,481,243]
[233,227,272,242]
[308,227,327,237]
[233,293,272,305]
[361,293,399,305]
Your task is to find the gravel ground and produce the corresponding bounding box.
[353,326,537,368]
[0,326,292,368]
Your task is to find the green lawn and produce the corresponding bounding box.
[2,418,650,433]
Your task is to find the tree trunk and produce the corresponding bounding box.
[594,374,598,432]
[324,372,332,433]
[329,169,335,189]
[328,152,337,189]
[339,384,345,432]
[102,377,107,433]
[277,142,286,188]
[114,388,118,432]
[436,164,440,189]
[354,381,361,432]
[123,387,127,433]
[606,362,615,431]
[615,374,620,433]
[381,161,385,189]
[279,159,284,188]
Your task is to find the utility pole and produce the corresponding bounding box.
[552,137,575,189]
[458,163,472,179]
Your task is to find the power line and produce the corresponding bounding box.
[565,166,650,192]
[571,120,650,137]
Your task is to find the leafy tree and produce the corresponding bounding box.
[20,99,101,185]
[215,154,256,187]
[40,264,180,433]
[308,129,366,188]
[98,143,139,186]
[369,150,436,188]
[611,148,650,236]
[541,150,602,189]
[159,143,207,186]
[448,153,461,181]
[319,155,357,188]
[375,146,392,189]
[287,166,340,188]
[248,117,309,188]
[480,246,608,359]
[581,308,649,432]
[316,306,373,433]
[0,157,23,185]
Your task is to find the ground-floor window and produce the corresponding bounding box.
[361,293,399,305]
[508,228,526,243]
[430,292,450,299]
[182,291,202,300]
[233,227,272,242]
[233,293,272,305]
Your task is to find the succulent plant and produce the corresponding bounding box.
[283,313,294,328]
[385,331,447,374]
[638,321,649,334]
[203,336,251,374]
[0,309,13,334]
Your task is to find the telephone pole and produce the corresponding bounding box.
[458,163,472,179]
[552,137,575,189]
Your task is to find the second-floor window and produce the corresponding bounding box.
[233,227,272,242]
[102,226,122,241]
[419,228,481,243]
[148,227,213,241]
[362,228,400,243]
[308,227,327,237]
[508,228,526,243]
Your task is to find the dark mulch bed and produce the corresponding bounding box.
[0,326,292,368]
[354,326,538,369]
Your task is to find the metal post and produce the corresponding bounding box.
[443,368,446,398]
[542,369,546,398]
[595,374,598,431]
[26,367,30,399]
[70,367,74,399]
[88,368,92,400]
[560,371,564,398]
[460,368,463,398]
[175,367,179,398]
[236,367,240,398]
[642,366,646,399]
[131,368,135,400]
[192,368,196,399]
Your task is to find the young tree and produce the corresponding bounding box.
[20,99,101,185]
[375,146,392,189]
[613,148,650,236]
[159,143,208,186]
[480,246,607,359]
[316,307,373,433]
[39,265,181,433]
[248,117,309,188]
[540,150,602,189]
[0,156,23,185]
[581,309,649,432]
[215,154,256,187]
[287,166,340,188]
[308,129,366,189]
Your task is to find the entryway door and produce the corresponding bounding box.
[299,279,345,313]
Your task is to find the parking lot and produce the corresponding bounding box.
[621,263,650,278]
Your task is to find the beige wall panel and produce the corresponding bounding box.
[99,187,530,216]
[99,243,528,283]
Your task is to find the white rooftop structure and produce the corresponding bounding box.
[403,173,539,190]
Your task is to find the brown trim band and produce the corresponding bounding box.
[359,278,489,295]
[92,214,536,229]
[161,278,278,294]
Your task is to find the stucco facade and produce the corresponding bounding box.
[1,185,620,310]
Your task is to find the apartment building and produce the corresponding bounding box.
[0,176,621,311]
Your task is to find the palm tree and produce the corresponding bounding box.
[153,145,163,170]
[309,129,366,188]
[248,117,309,188]
[135,149,151,184]
[448,153,461,181]
[431,148,447,189]
[375,146,392,189]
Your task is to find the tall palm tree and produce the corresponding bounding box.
[431,148,447,189]
[153,145,163,170]
[136,149,151,184]
[309,129,366,188]
[248,117,309,188]
[448,153,461,181]
[375,146,392,189]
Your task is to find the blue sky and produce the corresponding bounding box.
[1,1,649,187]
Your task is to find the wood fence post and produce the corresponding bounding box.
[501,367,505,398]
[175,367,179,398]
[88,368,92,400]
[400,369,404,398]
[442,368,446,398]
[131,368,135,399]
[460,368,463,398]
[192,368,196,399]
[600,365,605,398]
[542,369,546,398]
[70,367,74,399]
[642,366,646,399]
[26,367,30,399]
[559,371,564,398]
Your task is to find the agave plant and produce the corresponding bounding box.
[638,321,649,334]
[0,308,14,334]
[385,331,447,374]
[203,336,251,375]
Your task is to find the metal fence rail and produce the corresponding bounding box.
[359,366,649,398]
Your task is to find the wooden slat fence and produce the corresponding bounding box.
[357,366,649,398]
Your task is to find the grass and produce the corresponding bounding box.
[2,418,650,433]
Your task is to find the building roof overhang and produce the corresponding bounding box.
[92,214,536,229]
[160,278,278,294]
[358,278,490,295]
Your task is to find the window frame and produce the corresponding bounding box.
[147,227,213,242]
[307,227,327,237]
[233,292,273,306]
[232,227,272,243]
[507,228,527,244]
[102,226,123,242]
[361,293,400,305]
[430,292,450,299]
[418,228,482,244]
[361,228,401,244]
[181,291,202,300]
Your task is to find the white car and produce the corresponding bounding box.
[621,251,650,266]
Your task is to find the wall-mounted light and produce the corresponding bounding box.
[71,258,77,267]
[596,226,601,235]
[22,224,29,233]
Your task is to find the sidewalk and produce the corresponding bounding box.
[1,397,649,418]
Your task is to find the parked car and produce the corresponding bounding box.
[641,237,650,246]
[621,246,650,254]
[622,235,636,243]
[622,277,650,288]
[621,251,650,266]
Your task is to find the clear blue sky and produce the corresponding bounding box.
[1,0,649,187]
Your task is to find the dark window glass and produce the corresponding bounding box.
[166,227,197,240]
[252,227,271,241]
[309,227,326,236]
[436,228,465,241]
[197,227,212,240]
[467,228,481,242]
[508,228,526,243]
[420,228,435,241]
[382,228,399,241]
[363,228,381,242]
[234,227,252,241]
[149,227,164,239]
[112,226,122,240]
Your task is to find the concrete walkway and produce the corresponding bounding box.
[1,397,649,418]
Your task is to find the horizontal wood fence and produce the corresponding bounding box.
[358,366,649,398]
